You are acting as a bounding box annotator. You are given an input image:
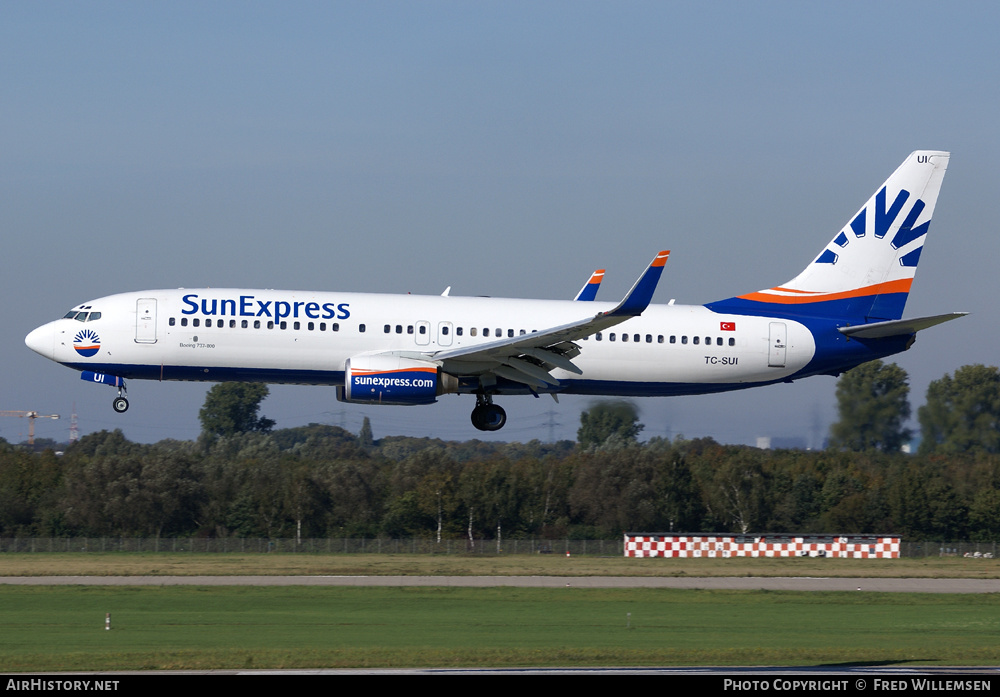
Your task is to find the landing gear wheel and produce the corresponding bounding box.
[471,405,487,430]
[112,397,129,413]
[483,404,506,431]
[471,401,506,431]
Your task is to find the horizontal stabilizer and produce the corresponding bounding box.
[838,312,968,339]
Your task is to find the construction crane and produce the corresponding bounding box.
[0,411,60,445]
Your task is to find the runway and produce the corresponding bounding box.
[2,575,998,592]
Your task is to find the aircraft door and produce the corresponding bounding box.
[135,298,157,344]
[768,322,786,367]
[414,321,430,346]
[437,321,454,347]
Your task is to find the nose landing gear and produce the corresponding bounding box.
[112,381,129,413]
[471,393,506,431]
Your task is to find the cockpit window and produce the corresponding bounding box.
[63,310,101,322]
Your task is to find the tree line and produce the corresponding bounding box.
[1,363,998,542]
[829,362,1000,456]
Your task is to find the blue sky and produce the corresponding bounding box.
[3,2,997,446]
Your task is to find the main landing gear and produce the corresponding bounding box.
[471,393,506,432]
[112,381,129,413]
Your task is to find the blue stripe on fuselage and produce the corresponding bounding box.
[62,362,347,386]
[705,291,909,323]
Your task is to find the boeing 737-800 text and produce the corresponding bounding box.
[25,151,965,431]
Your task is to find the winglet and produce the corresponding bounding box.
[574,269,606,301]
[605,250,669,317]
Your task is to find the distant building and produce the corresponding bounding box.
[755,436,808,450]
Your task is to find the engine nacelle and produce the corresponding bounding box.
[337,354,458,406]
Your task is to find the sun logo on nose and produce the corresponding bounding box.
[73,329,101,357]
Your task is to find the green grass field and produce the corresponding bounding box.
[2,585,999,671]
[2,552,998,578]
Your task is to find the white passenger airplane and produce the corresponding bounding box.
[26,151,965,432]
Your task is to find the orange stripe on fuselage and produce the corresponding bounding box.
[738,278,912,304]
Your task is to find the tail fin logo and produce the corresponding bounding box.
[817,186,930,269]
[73,329,101,357]
[709,151,949,321]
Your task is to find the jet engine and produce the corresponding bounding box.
[337,354,458,406]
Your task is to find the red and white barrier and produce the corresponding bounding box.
[624,534,899,559]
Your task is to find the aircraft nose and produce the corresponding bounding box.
[25,323,55,360]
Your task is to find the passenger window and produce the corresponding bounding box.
[442,326,450,335]
[519,329,526,335]
[622,333,628,342]
[332,323,339,331]
[681,336,687,344]
[242,320,249,328]
[320,322,326,331]
[634,334,640,342]
[169,317,176,326]
[596,332,602,341]
[280,321,287,330]
[705,337,711,345]
[229,320,236,328]
[457,327,463,336]
[384,325,391,333]
[267,321,273,329]
[495,328,501,337]
[359,324,366,333]
[610,333,616,342]
[484,328,490,337]
[396,325,403,334]
[407,325,414,334]
[418,325,425,334]
[293,322,300,330]
[729,337,735,346]
[308,322,314,331]
[470,327,477,337]
[193,318,200,327]
[205,319,212,328]
[693,336,699,345]
[646,334,653,343]
[670,335,676,344]
[716,337,723,346]
[507,329,514,338]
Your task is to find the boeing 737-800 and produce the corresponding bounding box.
[25,151,965,431]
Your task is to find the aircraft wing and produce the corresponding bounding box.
[427,251,668,387]
[837,312,968,339]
